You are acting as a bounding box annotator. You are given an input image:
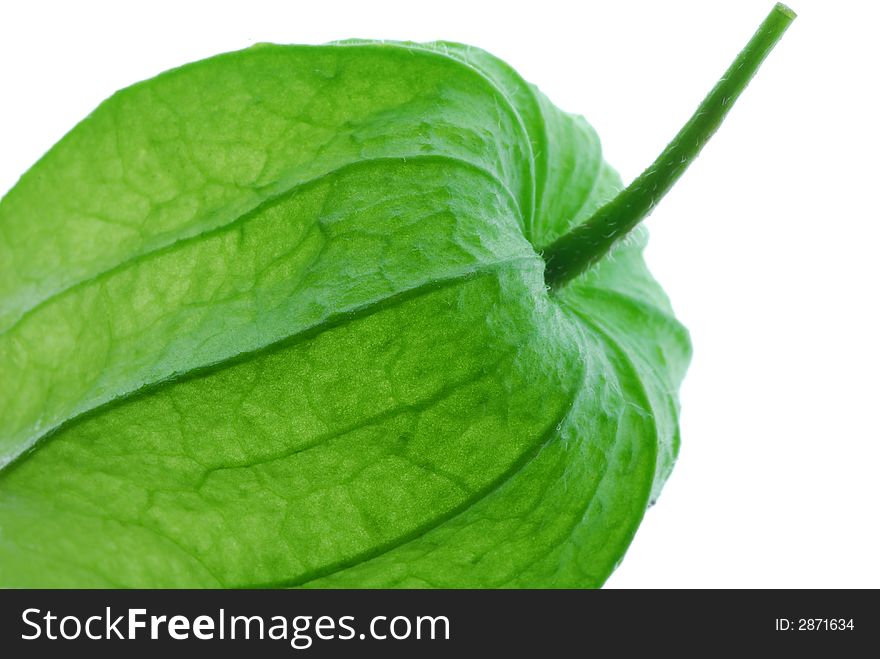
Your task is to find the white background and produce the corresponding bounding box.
[2,1,878,588]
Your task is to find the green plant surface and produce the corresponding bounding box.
[0,5,794,587]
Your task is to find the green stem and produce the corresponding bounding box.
[543,3,796,289]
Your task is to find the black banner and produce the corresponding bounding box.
[1,589,875,656]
